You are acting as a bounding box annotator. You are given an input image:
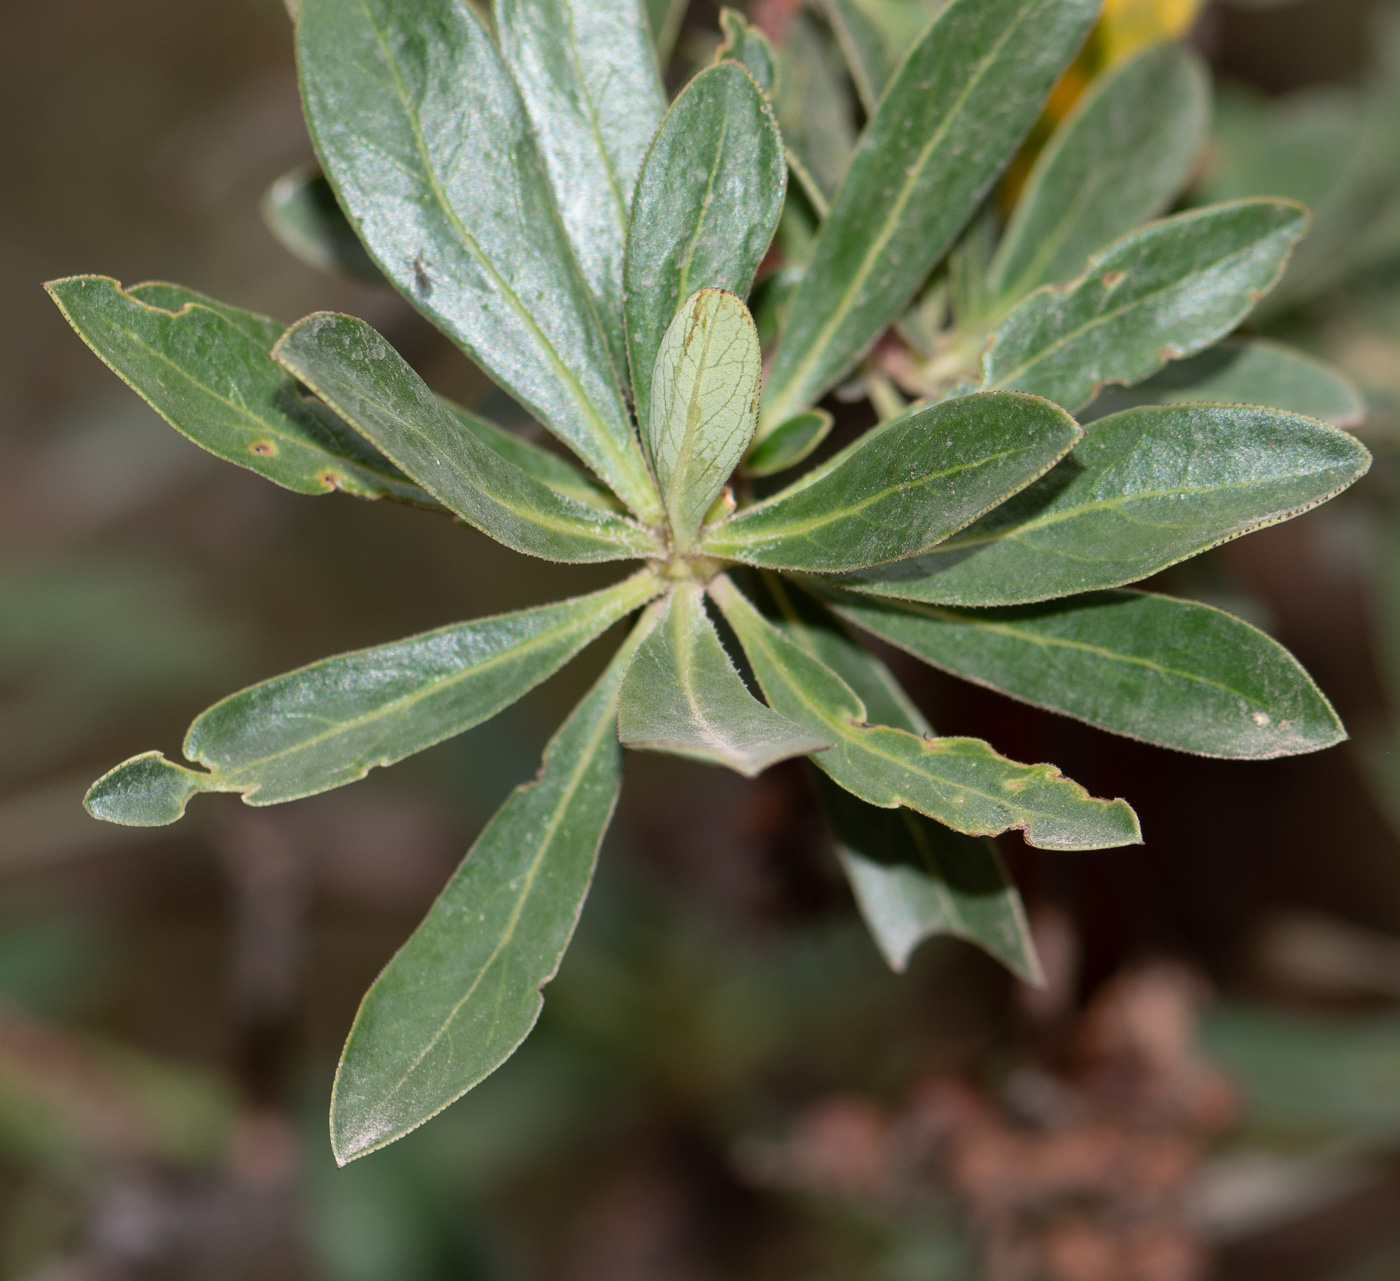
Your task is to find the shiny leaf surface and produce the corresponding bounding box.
[711,577,1141,850]
[703,393,1081,572]
[84,572,661,824]
[274,313,663,563]
[836,404,1370,606]
[760,0,1100,431]
[983,200,1309,412]
[625,61,785,441]
[618,583,829,775]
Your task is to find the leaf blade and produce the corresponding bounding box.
[273,313,663,563]
[703,392,1081,572]
[827,588,1348,759]
[330,624,642,1163]
[711,577,1141,851]
[618,582,830,775]
[296,0,659,518]
[835,403,1371,606]
[759,0,1101,431]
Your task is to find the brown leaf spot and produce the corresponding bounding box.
[248,439,278,457]
[1100,270,1125,289]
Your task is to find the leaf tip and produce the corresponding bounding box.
[84,751,208,827]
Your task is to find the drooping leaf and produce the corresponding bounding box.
[826,588,1347,759]
[498,0,666,377]
[774,12,858,207]
[45,276,435,505]
[982,200,1309,413]
[647,289,762,549]
[710,577,1141,850]
[743,409,834,478]
[817,774,1041,979]
[1080,338,1365,428]
[84,571,662,825]
[835,403,1371,606]
[702,392,1081,572]
[261,164,384,283]
[624,61,785,441]
[988,42,1211,307]
[618,582,829,775]
[759,0,1101,433]
[441,401,622,511]
[715,8,776,95]
[273,313,663,563]
[296,0,659,519]
[329,624,642,1164]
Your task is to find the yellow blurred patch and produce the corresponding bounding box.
[1098,0,1205,66]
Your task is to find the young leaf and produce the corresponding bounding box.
[988,42,1211,307]
[715,8,776,95]
[84,571,662,825]
[817,774,1041,980]
[296,0,660,520]
[330,623,643,1163]
[625,61,785,440]
[262,164,384,284]
[759,0,1101,433]
[647,289,762,550]
[743,409,833,479]
[826,588,1348,759]
[497,0,666,377]
[982,200,1310,413]
[273,313,663,563]
[45,276,435,505]
[710,577,1141,851]
[1081,338,1365,428]
[618,582,830,775]
[835,404,1371,606]
[702,393,1081,572]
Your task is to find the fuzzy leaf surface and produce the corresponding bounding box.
[827,589,1347,759]
[988,42,1211,305]
[498,0,665,377]
[618,583,829,775]
[983,200,1309,413]
[647,289,761,549]
[625,61,785,441]
[837,404,1370,605]
[711,577,1141,850]
[296,0,658,518]
[1080,339,1364,428]
[45,276,433,505]
[703,393,1081,572]
[274,314,662,563]
[330,630,639,1163]
[759,0,1100,430]
[83,572,661,825]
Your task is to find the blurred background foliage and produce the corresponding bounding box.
[5,0,1400,1277]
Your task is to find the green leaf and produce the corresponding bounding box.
[647,289,762,549]
[84,571,662,825]
[982,200,1310,413]
[618,582,830,775]
[820,0,898,115]
[816,774,1041,979]
[759,0,1101,432]
[711,577,1141,850]
[702,392,1081,572]
[774,13,858,206]
[742,409,833,478]
[624,61,785,442]
[45,275,437,506]
[330,624,642,1163]
[296,0,659,520]
[261,164,384,283]
[715,8,776,95]
[988,42,1211,307]
[645,0,689,68]
[1081,338,1365,428]
[498,0,666,378]
[273,313,663,563]
[835,404,1371,606]
[826,588,1347,759]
